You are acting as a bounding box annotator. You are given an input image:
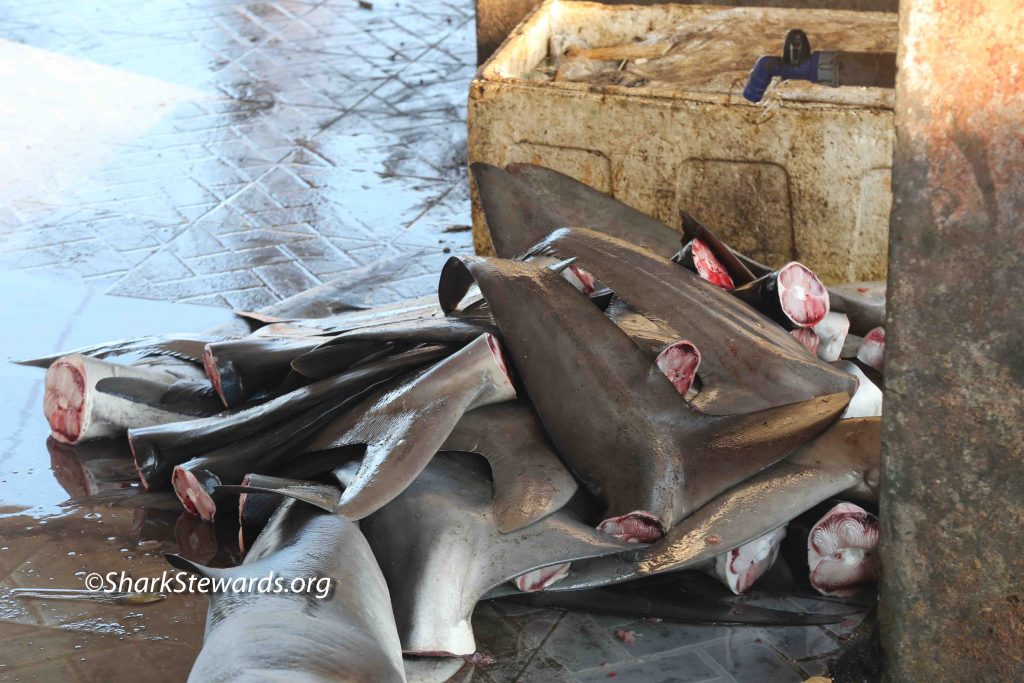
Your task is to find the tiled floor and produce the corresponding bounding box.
[0,2,861,681]
[0,0,475,309]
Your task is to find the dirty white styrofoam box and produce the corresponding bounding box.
[468,0,897,282]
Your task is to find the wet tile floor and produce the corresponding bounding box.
[0,2,864,681]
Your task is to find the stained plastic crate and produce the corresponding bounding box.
[468,0,897,282]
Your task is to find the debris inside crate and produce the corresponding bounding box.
[520,7,896,96]
[21,163,886,680]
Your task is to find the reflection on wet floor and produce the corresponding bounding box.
[0,274,233,682]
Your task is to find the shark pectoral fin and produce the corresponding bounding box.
[233,309,289,323]
[290,342,381,380]
[96,377,221,417]
[687,368,773,416]
[95,377,170,406]
[14,335,203,368]
[438,255,480,314]
[334,396,476,521]
[164,553,231,580]
[148,339,210,364]
[638,462,861,577]
[214,484,341,513]
[16,334,215,368]
[685,391,850,513]
[335,335,516,521]
[486,452,578,534]
[492,513,643,596]
[703,392,851,452]
[442,404,579,533]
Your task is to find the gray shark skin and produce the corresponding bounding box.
[16,334,218,369]
[244,295,442,330]
[440,402,579,533]
[471,162,571,259]
[603,296,677,356]
[166,496,406,683]
[440,255,849,534]
[502,163,684,258]
[288,316,491,381]
[338,454,640,656]
[130,345,449,490]
[202,336,332,407]
[288,342,396,381]
[481,164,886,339]
[526,228,859,416]
[94,377,224,418]
[316,318,487,348]
[525,416,881,593]
[827,281,887,336]
[303,333,517,520]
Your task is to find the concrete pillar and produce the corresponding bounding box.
[880,1,1024,680]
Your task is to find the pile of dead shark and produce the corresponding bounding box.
[25,164,888,681]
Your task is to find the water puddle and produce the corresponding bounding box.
[0,273,230,680]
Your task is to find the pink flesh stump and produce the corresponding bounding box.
[172,467,218,522]
[808,502,880,597]
[598,511,665,543]
[691,239,735,290]
[710,526,787,594]
[790,327,820,356]
[655,340,701,396]
[513,563,572,592]
[857,327,886,372]
[566,265,598,294]
[238,481,249,552]
[614,630,637,645]
[202,346,233,408]
[43,359,86,443]
[778,262,830,327]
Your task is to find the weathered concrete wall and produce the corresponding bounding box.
[476,0,900,64]
[879,0,1024,680]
